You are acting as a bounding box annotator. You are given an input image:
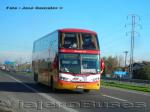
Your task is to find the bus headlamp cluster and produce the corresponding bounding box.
[59,73,100,82]
[91,77,100,82]
[59,76,71,81]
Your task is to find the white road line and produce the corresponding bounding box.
[102,94,128,102]
[102,86,150,97]
[7,74,78,112]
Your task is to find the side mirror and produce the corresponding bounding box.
[100,58,105,75]
[52,55,58,69]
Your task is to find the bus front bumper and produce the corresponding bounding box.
[56,80,101,90]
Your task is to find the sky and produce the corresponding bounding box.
[0,0,150,63]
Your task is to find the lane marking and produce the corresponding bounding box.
[102,86,150,97]
[102,94,128,102]
[7,74,78,112]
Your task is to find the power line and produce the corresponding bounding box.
[125,14,141,79]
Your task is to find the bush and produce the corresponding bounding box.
[134,65,150,80]
[143,65,150,80]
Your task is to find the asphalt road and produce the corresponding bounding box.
[0,71,150,112]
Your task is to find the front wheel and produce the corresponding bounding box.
[34,73,38,82]
[50,77,57,92]
[83,89,90,93]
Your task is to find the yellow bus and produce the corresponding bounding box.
[32,28,104,92]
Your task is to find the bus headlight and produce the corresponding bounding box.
[59,76,70,81]
[87,74,100,82]
[92,77,100,82]
[59,73,73,81]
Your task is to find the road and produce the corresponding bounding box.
[0,71,150,112]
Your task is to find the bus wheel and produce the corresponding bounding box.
[34,73,38,82]
[50,77,56,92]
[83,89,90,93]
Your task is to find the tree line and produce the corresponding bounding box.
[102,56,150,80]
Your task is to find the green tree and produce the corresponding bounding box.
[103,56,118,75]
[135,65,150,80]
[142,65,150,80]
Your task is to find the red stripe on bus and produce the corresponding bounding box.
[59,49,100,54]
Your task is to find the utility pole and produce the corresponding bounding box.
[126,14,141,79]
[124,51,128,67]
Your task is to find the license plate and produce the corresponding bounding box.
[72,76,84,82]
[76,85,84,89]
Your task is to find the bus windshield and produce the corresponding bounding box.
[59,54,80,74]
[81,54,100,74]
[59,53,100,74]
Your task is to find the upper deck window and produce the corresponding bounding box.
[81,33,99,50]
[60,33,78,49]
[60,32,99,50]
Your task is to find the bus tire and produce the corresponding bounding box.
[83,89,90,93]
[34,73,38,82]
[50,77,56,92]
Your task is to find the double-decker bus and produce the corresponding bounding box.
[32,28,104,92]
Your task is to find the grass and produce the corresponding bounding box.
[17,71,32,76]
[101,80,150,93]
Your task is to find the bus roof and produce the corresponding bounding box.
[59,28,97,35]
[34,28,97,44]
